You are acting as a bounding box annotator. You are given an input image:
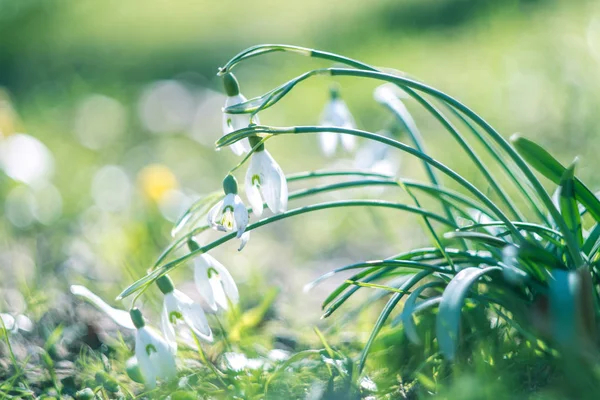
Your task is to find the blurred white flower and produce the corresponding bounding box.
[155,275,212,352]
[74,94,126,149]
[138,80,196,134]
[222,73,256,155]
[245,147,288,217]
[130,308,177,389]
[0,313,33,333]
[353,132,399,177]
[193,253,239,312]
[0,133,54,185]
[319,87,356,156]
[70,285,135,329]
[91,165,132,212]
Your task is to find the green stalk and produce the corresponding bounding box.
[443,104,549,225]
[217,125,522,239]
[220,45,583,266]
[118,199,457,299]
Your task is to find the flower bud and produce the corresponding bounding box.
[129,308,145,329]
[222,174,238,195]
[223,73,240,96]
[156,275,175,295]
[248,135,265,152]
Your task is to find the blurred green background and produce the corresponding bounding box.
[1,0,600,336]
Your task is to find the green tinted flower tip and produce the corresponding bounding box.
[223,174,238,195]
[223,73,240,96]
[130,308,145,329]
[329,85,340,100]
[248,135,265,152]
[156,275,175,294]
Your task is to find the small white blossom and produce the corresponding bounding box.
[207,192,248,237]
[245,149,288,217]
[70,285,135,329]
[222,73,258,156]
[156,276,212,352]
[131,308,177,389]
[193,253,239,312]
[319,88,356,156]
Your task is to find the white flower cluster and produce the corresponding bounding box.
[69,73,370,390]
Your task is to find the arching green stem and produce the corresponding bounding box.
[118,199,457,300]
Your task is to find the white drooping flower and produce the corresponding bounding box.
[207,175,249,249]
[155,275,212,352]
[353,131,399,177]
[130,308,177,389]
[193,252,239,313]
[70,285,135,329]
[244,140,288,217]
[319,87,356,156]
[222,73,259,156]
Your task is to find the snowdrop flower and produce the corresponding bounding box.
[244,136,288,217]
[222,73,258,156]
[319,86,356,156]
[353,131,399,177]
[70,285,135,329]
[130,308,177,389]
[0,313,33,333]
[207,174,249,249]
[189,239,239,312]
[155,275,212,352]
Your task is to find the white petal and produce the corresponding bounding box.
[238,231,250,251]
[15,315,33,332]
[223,94,254,155]
[207,199,224,230]
[0,313,15,331]
[245,156,264,217]
[229,139,250,156]
[194,255,218,312]
[70,285,135,330]
[161,294,178,353]
[233,195,249,238]
[210,276,228,311]
[318,132,337,156]
[135,329,157,389]
[138,327,177,384]
[340,133,356,152]
[160,305,177,353]
[258,151,286,214]
[213,260,239,307]
[178,294,213,342]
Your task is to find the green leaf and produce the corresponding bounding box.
[558,161,583,248]
[548,269,578,345]
[394,281,443,345]
[436,266,501,360]
[512,135,600,224]
[358,270,431,372]
[444,231,508,248]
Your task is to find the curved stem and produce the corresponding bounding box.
[118,199,457,299]
[218,125,522,239]
[220,47,583,267]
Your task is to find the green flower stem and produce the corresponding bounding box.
[118,199,457,300]
[443,104,549,225]
[377,91,461,245]
[156,172,491,273]
[155,174,485,271]
[220,45,583,267]
[217,125,522,239]
[400,87,524,221]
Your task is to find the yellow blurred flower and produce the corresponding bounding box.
[138,164,178,202]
